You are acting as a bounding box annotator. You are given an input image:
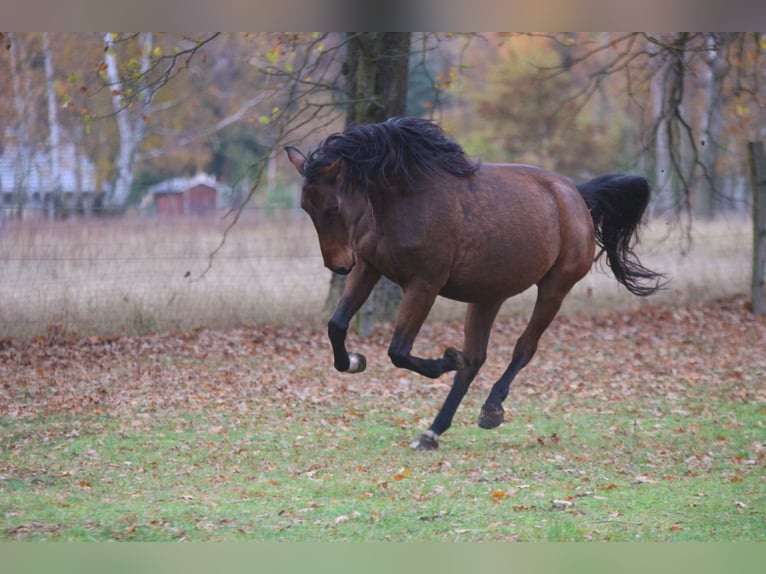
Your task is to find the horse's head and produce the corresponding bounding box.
[285,146,365,275]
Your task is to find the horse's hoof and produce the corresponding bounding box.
[444,347,470,371]
[477,405,504,429]
[410,430,439,451]
[347,353,367,373]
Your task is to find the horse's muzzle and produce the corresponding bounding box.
[329,253,355,275]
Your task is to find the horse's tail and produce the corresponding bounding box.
[577,174,666,296]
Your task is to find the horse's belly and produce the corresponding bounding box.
[439,253,552,303]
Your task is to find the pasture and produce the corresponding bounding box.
[1,213,764,540]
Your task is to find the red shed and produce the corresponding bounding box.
[154,191,185,216]
[147,174,224,217]
[186,183,218,216]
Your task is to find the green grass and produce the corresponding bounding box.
[2,390,763,541]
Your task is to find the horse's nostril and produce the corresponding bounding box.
[330,254,355,276]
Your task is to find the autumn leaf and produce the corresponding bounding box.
[491,490,508,504]
[392,467,411,481]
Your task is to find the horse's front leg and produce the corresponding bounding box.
[411,301,502,451]
[328,260,381,373]
[387,281,470,378]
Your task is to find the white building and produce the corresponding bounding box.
[0,140,99,217]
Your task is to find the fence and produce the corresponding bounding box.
[0,208,755,340]
[0,209,327,339]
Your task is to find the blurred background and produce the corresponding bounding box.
[0,33,762,339]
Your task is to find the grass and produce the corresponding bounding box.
[2,358,763,541]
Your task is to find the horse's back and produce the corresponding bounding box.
[440,163,594,302]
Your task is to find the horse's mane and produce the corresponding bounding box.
[303,117,480,192]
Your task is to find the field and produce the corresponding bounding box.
[1,213,764,541]
[0,211,756,338]
[0,211,327,339]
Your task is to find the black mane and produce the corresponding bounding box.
[303,117,480,192]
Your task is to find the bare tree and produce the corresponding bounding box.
[8,33,33,218]
[103,32,153,209]
[97,33,223,209]
[541,32,765,312]
[43,32,62,217]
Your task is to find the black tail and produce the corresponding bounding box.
[577,174,666,297]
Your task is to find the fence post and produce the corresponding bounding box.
[748,141,766,315]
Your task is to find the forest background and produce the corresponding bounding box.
[2,32,764,217]
[1,32,765,338]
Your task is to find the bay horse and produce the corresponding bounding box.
[285,117,664,451]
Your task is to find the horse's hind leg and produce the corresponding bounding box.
[411,301,502,451]
[477,277,572,429]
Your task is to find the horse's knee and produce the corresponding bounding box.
[471,349,487,370]
[388,346,409,369]
[456,349,485,378]
[444,347,471,371]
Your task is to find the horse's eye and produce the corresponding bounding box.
[324,205,339,218]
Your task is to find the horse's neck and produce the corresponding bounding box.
[364,182,400,219]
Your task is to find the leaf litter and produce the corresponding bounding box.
[1,294,765,540]
[2,295,764,421]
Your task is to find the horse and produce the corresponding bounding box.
[285,116,664,451]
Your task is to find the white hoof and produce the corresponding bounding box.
[347,353,367,373]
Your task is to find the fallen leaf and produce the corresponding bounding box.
[393,466,410,480]
[491,490,508,503]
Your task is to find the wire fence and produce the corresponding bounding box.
[0,208,755,340]
[0,209,330,339]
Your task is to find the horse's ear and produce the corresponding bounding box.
[285,146,306,175]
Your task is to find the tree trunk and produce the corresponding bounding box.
[748,141,766,315]
[104,32,153,210]
[8,33,32,219]
[43,32,63,218]
[326,33,411,335]
[649,45,672,217]
[696,35,728,220]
